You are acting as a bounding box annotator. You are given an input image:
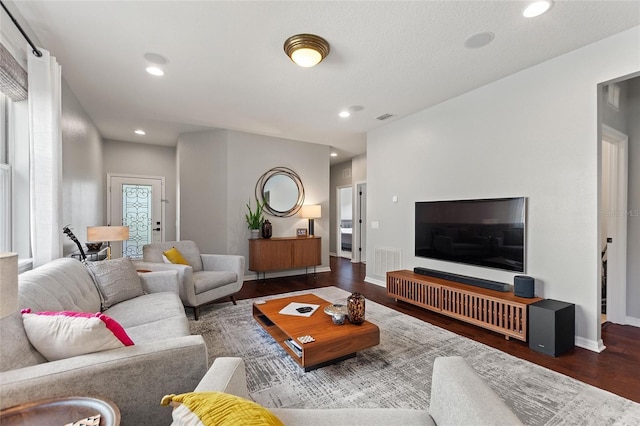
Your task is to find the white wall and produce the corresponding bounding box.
[61,81,104,255]
[178,129,330,277]
[366,26,640,350]
[103,139,177,242]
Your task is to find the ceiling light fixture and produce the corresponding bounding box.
[284,34,330,68]
[330,152,338,157]
[134,129,146,135]
[523,1,553,18]
[144,52,168,65]
[339,111,350,118]
[145,66,164,76]
[464,32,495,49]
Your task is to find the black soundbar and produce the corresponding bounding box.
[413,267,512,292]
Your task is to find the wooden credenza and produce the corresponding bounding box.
[249,237,321,277]
[387,270,542,341]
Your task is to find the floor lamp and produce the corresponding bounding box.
[87,226,130,259]
[299,205,321,236]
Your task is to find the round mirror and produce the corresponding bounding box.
[255,167,305,217]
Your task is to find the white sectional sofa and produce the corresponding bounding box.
[0,257,208,425]
[191,356,523,425]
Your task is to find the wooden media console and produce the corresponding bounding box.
[386,270,541,341]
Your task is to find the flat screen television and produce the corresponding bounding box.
[415,197,526,273]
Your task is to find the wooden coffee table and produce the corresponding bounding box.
[253,293,380,371]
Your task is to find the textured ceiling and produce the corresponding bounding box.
[9,1,640,163]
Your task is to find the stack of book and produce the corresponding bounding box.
[284,338,302,357]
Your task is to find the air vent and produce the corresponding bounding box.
[376,113,394,121]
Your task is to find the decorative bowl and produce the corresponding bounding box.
[324,304,348,325]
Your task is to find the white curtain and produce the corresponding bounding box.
[28,48,62,267]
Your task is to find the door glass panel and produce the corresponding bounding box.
[122,184,152,258]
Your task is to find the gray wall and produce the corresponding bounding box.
[61,81,104,255]
[178,129,330,278]
[365,27,639,350]
[627,78,640,318]
[176,130,228,253]
[103,139,177,242]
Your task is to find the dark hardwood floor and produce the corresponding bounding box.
[233,256,640,404]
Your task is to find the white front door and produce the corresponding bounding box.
[108,174,164,258]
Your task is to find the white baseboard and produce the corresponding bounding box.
[575,336,606,353]
[625,316,640,327]
[364,275,386,287]
[244,266,331,282]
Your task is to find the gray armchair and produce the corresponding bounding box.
[134,240,245,320]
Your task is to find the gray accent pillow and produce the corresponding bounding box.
[86,257,144,310]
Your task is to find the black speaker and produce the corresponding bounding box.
[514,275,535,298]
[529,299,575,357]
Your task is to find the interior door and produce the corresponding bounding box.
[337,186,353,259]
[108,174,164,258]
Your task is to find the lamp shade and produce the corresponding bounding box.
[299,205,321,219]
[0,252,19,318]
[87,226,130,242]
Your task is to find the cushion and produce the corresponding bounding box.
[193,271,238,294]
[86,257,144,309]
[164,247,190,266]
[161,392,283,426]
[21,309,134,361]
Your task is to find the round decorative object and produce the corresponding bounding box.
[261,220,272,239]
[255,167,305,217]
[324,303,347,325]
[347,293,365,324]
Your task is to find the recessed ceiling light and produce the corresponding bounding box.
[144,52,168,65]
[523,1,553,18]
[464,32,495,49]
[330,152,338,157]
[145,66,164,76]
[339,111,350,118]
[134,129,146,135]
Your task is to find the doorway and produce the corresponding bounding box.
[108,174,164,258]
[337,186,353,259]
[600,125,628,325]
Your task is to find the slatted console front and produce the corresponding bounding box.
[387,270,541,341]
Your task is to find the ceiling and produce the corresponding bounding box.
[9,1,640,164]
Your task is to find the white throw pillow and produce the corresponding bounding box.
[21,309,134,361]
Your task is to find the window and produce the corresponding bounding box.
[1,89,30,262]
[0,92,10,252]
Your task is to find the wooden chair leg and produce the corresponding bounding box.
[230,295,237,305]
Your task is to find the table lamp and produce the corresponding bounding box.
[87,226,130,260]
[0,252,19,319]
[299,205,321,236]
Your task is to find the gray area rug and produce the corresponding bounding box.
[189,287,640,425]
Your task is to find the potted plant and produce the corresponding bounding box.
[245,199,265,239]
